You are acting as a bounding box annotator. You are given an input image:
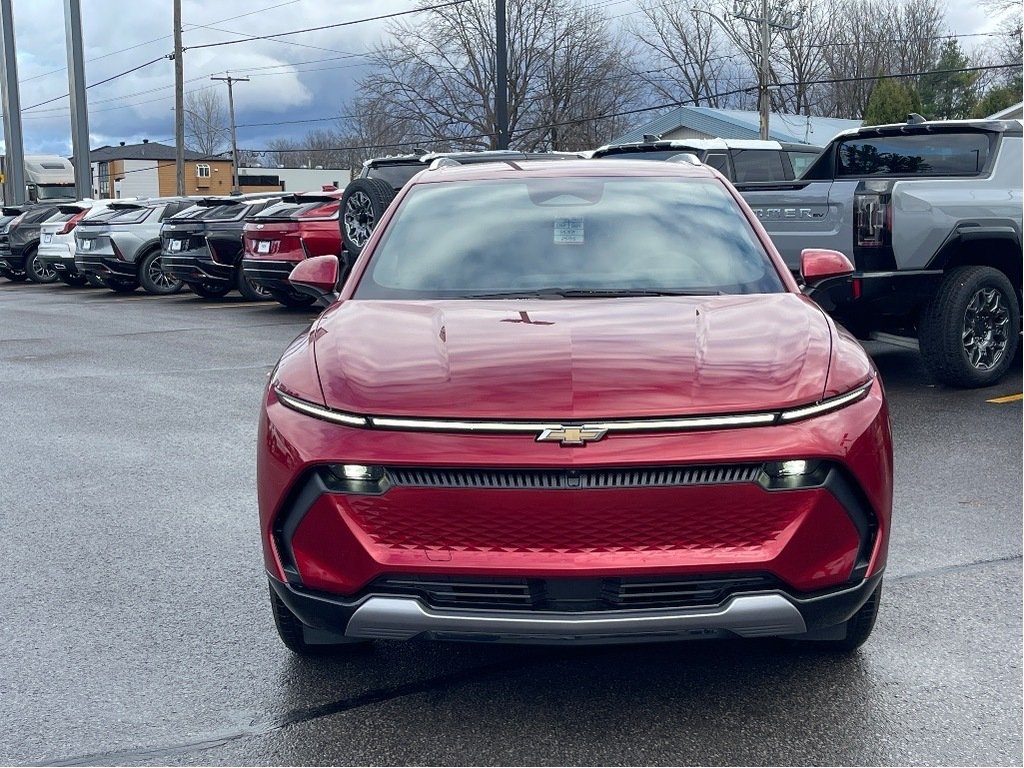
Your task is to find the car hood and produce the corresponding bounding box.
[313,295,833,419]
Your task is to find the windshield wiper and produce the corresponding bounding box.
[462,287,723,299]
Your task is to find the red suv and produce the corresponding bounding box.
[241,189,344,308]
[259,158,893,655]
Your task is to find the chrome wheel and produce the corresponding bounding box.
[962,287,1010,370]
[343,191,374,248]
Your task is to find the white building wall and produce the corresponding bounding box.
[239,167,350,193]
[117,160,160,199]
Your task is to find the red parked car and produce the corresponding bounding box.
[240,188,344,307]
[258,158,893,655]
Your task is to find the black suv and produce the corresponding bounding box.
[161,195,286,299]
[340,150,581,256]
[0,204,62,283]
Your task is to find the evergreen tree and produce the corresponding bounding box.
[918,39,981,119]
[971,76,1022,118]
[863,78,923,125]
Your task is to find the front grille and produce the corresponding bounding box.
[387,464,761,490]
[370,573,779,612]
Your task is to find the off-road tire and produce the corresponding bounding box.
[138,249,184,295]
[340,178,396,257]
[919,266,1020,388]
[25,247,58,284]
[236,266,273,301]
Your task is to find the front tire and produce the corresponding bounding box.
[138,249,184,295]
[269,582,367,656]
[25,248,59,284]
[919,266,1020,388]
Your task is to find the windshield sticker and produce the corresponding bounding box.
[554,218,584,245]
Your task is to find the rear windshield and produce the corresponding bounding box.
[731,150,788,183]
[196,204,247,221]
[367,163,425,190]
[355,177,783,299]
[78,208,120,224]
[167,205,208,221]
[594,149,695,161]
[253,199,340,220]
[836,132,991,176]
[107,206,151,224]
[46,210,81,224]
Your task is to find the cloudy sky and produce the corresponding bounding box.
[1,0,1010,157]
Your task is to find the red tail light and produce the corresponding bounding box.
[59,210,87,235]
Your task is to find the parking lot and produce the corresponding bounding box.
[0,279,1020,766]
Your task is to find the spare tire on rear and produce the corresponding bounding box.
[340,178,396,257]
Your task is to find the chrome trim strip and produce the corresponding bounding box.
[344,594,806,643]
[274,389,368,427]
[273,379,873,435]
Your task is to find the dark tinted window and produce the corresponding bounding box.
[366,163,425,189]
[595,149,696,161]
[197,204,246,221]
[836,133,990,176]
[704,152,730,175]
[355,177,783,299]
[108,206,151,224]
[731,150,787,182]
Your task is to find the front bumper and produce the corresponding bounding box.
[270,570,884,645]
[259,379,893,644]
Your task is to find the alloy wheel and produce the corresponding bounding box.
[962,287,1010,370]
[343,191,374,248]
[147,255,180,290]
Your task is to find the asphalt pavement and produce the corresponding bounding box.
[0,280,1020,766]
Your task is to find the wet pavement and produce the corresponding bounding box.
[1,280,1020,766]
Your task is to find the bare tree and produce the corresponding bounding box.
[628,0,733,108]
[184,89,228,156]
[355,0,637,151]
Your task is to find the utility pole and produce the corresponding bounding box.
[494,0,508,150]
[174,0,184,196]
[64,0,91,201]
[211,74,248,194]
[730,0,802,140]
[0,0,26,204]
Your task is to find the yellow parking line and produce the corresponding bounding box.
[987,393,1023,404]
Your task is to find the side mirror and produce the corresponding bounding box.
[800,248,854,286]
[289,254,340,306]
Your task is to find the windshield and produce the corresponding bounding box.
[34,185,77,201]
[354,176,784,299]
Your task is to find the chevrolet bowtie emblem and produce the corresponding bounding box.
[536,426,608,447]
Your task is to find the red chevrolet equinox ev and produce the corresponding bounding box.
[258,158,893,655]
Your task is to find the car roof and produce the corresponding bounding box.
[592,138,821,155]
[408,157,721,184]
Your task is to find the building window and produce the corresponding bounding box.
[196,164,211,178]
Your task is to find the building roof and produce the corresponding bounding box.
[86,142,224,162]
[611,106,862,146]
[988,101,1023,120]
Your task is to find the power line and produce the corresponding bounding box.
[183,0,473,52]
[231,62,1021,154]
[20,56,168,112]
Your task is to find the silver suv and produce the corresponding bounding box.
[74,197,195,294]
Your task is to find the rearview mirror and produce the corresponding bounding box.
[289,254,340,306]
[800,248,854,286]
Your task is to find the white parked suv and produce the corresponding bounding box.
[36,199,129,287]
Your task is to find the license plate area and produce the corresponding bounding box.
[256,240,272,254]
